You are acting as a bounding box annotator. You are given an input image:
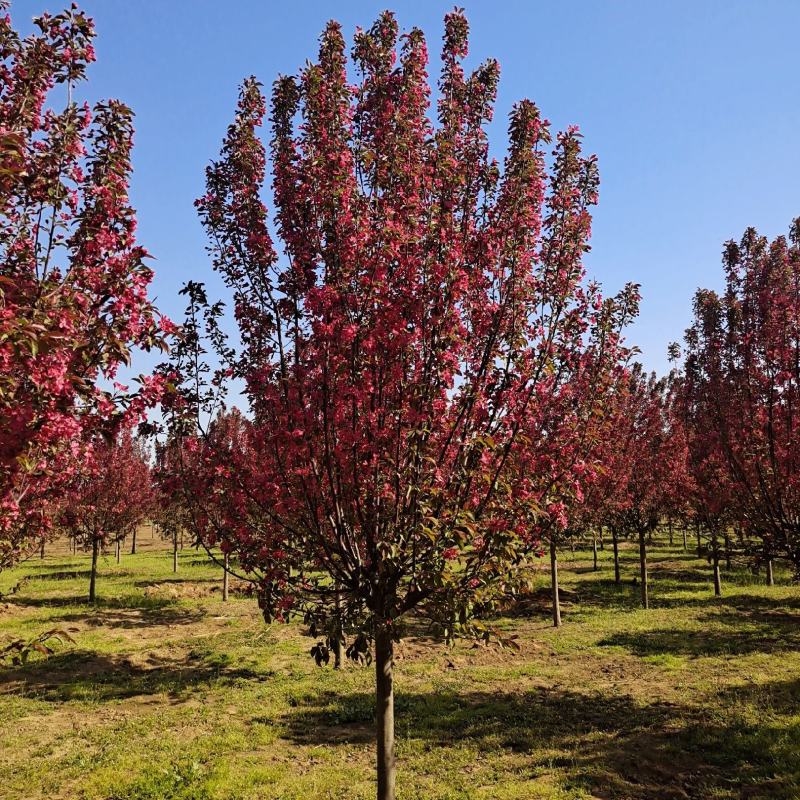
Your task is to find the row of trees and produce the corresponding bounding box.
[2,5,799,800]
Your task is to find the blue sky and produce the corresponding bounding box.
[12,0,800,375]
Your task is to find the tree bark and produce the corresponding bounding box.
[592,535,598,571]
[668,517,674,547]
[222,552,229,601]
[115,539,121,564]
[131,527,137,555]
[712,532,722,596]
[334,584,345,669]
[612,528,620,584]
[173,531,178,573]
[89,538,99,603]
[682,525,687,551]
[550,537,561,627]
[638,528,649,609]
[375,626,396,800]
[766,558,775,586]
[40,539,45,559]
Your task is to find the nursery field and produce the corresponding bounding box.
[1,536,799,800]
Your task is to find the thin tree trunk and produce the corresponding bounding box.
[131,528,137,555]
[599,526,604,550]
[682,525,687,551]
[89,538,99,603]
[724,532,732,570]
[375,626,396,800]
[612,528,620,584]
[766,558,775,586]
[40,539,45,559]
[550,537,561,627]
[173,531,178,573]
[668,517,674,547]
[115,539,121,564]
[639,528,649,609]
[222,552,229,601]
[712,532,722,596]
[334,584,345,669]
[592,535,598,571]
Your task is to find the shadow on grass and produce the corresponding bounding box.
[25,569,94,582]
[598,596,800,657]
[0,647,268,703]
[5,592,206,625]
[283,684,799,799]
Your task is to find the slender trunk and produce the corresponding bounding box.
[682,525,687,552]
[40,539,45,559]
[599,526,605,551]
[222,552,229,601]
[131,528,137,555]
[712,532,722,596]
[766,558,775,586]
[612,528,620,584]
[173,531,178,573]
[375,626,396,800]
[592,534,598,571]
[668,517,674,547]
[89,538,99,603]
[724,533,732,570]
[115,539,121,564]
[334,584,345,669]
[638,528,649,609]
[550,538,561,627]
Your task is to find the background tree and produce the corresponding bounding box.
[0,2,168,573]
[164,11,637,799]
[682,222,800,576]
[61,426,154,602]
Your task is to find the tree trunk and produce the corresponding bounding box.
[115,539,121,564]
[89,538,99,603]
[638,528,649,609]
[550,537,561,627]
[712,533,722,596]
[668,517,674,547]
[724,532,732,570]
[375,626,396,800]
[334,585,345,669]
[612,528,621,584]
[766,558,775,586]
[40,539,45,559]
[682,525,687,551]
[599,526,604,551]
[222,552,229,601]
[173,531,178,573]
[592,535,598,571]
[696,520,702,557]
[131,527,137,555]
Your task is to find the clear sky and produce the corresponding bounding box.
[11,0,800,375]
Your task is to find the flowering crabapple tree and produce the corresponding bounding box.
[0,2,168,573]
[152,434,199,573]
[163,11,637,798]
[600,366,690,607]
[682,221,800,577]
[60,426,154,602]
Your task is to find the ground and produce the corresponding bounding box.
[1,532,798,800]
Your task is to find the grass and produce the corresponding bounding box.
[1,532,799,799]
